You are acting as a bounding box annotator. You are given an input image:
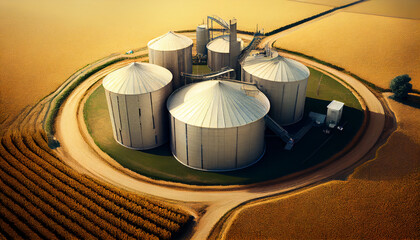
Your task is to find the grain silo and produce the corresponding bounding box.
[241,52,309,126]
[103,62,173,150]
[207,36,244,71]
[207,19,243,71]
[167,80,270,171]
[196,24,209,55]
[148,31,193,90]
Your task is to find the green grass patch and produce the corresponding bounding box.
[192,65,212,75]
[84,66,363,185]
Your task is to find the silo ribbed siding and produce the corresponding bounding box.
[241,54,310,126]
[148,31,193,90]
[207,35,243,71]
[167,80,270,171]
[103,62,173,150]
[207,48,229,71]
[196,25,209,55]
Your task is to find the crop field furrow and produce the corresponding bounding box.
[10,132,171,239]
[0,194,48,239]
[0,128,189,239]
[0,196,42,240]
[0,201,40,240]
[0,185,57,240]
[20,129,181,230]
[28,127,189,226]
[0,149,100,239]
[88,176,189,223]
[0,139,109,239]
[0,216,22,240]
[0,153,76,240]
[22,131,182,232]
[2,135,144,240]
[0,175,69,239]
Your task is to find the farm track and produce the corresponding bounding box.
[0,50,191,239]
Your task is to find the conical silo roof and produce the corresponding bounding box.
[242,54,309,82]
[102,62,172,95]
[207,35,243,53]
[167,80,269,128]
[147,31,193,51]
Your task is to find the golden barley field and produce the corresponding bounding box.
[274,12,420,91]
[224,94,420,239]
[345,0,420,19]
[0,0,330,124]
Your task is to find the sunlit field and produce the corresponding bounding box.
[345,0,420,19]
[274,12,420,91]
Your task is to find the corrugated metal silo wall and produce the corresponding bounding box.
[196,26,209,55]
[170,116,266,171]
[149,47,192,90]
[207,50,230,72]
[104,84,172,150]
[242,69,308,126]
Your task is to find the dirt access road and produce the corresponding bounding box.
[55,42,385,239]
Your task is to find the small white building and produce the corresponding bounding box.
[326,100,344,128]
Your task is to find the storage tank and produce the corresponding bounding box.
[241,53,309,125]
[103,62,173,150]
[196,24,209,55]
[167,80,270,171]
[148,31,193,89]
[207,35,244,71]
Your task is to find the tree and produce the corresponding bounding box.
[390,74,412,99]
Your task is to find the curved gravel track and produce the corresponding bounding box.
[55,44,385,239]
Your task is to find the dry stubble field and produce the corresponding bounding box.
[274,12,420,91]
[345,0,420,19]
[224,93,420,239]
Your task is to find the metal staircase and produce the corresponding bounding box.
[238,36,262,64]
